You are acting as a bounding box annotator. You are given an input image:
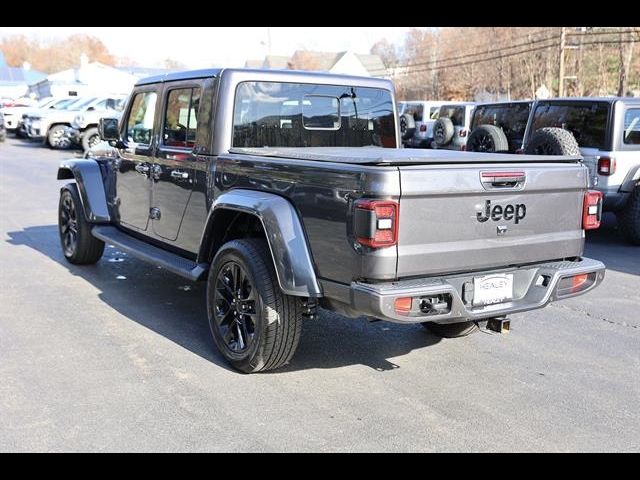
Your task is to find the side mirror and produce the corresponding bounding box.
[99,117,120,142]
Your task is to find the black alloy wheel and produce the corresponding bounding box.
[59,192,78,257]
[213,260,258,353]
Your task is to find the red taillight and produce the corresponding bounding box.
[459,129,467,137]
[419,124,427,132]
[583,190,603,230]
[354,199,399,248]
[597,157,615,176]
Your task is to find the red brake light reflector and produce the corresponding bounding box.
[597,157,615,176]
[583,190,603,230]
[394,297,412,314]
[354,200,399,248]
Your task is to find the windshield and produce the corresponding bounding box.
[233,81,396,148]
[51,98,79,109]
[37,97,55,108]
[64,97,97,110]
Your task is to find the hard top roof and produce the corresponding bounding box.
[135,67,393,89]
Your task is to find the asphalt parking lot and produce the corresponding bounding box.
[1,135,638,452]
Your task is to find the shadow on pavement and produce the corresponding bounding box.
[584,213,640,277]
[6,225,441,373]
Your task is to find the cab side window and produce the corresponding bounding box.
[163,87,201,148]
[126,91,157,145]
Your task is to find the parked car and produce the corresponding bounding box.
[64,97,127,151]
[0,112,6,142]
[56,68,604,373]
[13,97,80,137]
[398,100,458,148]
[467,101,534,154]
[25,96,124,149]
[431,102,476,150]
[1,96,66,133]
[522,98,640,244]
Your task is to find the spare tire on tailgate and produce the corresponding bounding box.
[433,117,454,146]
[400,113,416,141]
[524,127,580,156]
[467,125,509,153]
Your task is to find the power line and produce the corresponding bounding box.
[383,38,637,78]
[372,28,557,74]
[372,28,638,75]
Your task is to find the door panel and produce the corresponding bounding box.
[151,86,200,241]
[116,91,158,231]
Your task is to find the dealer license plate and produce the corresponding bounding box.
[473,273,514,306]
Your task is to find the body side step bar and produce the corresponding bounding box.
[92,225,208,281]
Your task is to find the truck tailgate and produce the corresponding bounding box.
[397,162,587,277]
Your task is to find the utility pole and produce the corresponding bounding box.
[558,26,566,97]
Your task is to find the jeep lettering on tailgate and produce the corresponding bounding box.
[476,200,527,224]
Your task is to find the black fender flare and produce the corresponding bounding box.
[57,159,110,223]
[199,189,322,298]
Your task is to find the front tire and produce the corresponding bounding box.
[48,125,71,149]
[207,239,303,373]
[58,184,105,264]
[422,321,478,338]
[82,127,100,152]
[617,186,640,245]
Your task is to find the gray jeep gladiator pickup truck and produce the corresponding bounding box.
[56,68,605,373]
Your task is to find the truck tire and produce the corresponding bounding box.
[617,186,640,245]
[48,125,71,149]
[207,239,303,373]
[422,321,478,338]
[433,117,454,146]
[466,125,509,153]
[58,183,105,264]
[524,127,580,156]
[400,113,416,142]
[81,127,101,152]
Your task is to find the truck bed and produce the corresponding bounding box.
[229,146,583,165]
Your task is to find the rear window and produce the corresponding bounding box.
[623,108,640,145]
[429,106,440,120]
[404,103,424,122]
[472,103,531,141]
[438,106,466,126]
[531,102,610,150]
[233,82,396,148]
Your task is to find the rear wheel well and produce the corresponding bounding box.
[206,210,267,263]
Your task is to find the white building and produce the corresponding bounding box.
[245,50,388,78]
[28,56,138,99]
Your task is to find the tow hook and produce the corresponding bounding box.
[486,317,511,334]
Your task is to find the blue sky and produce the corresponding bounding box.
[0,27,416,68]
